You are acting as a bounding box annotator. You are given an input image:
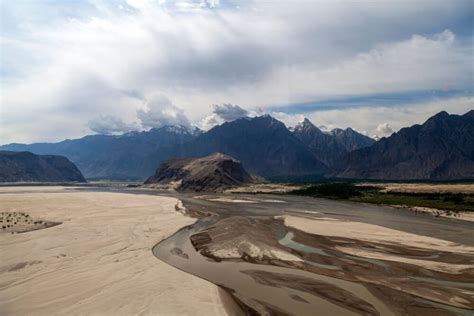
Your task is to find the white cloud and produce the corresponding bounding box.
[375,123,394,136]
[198,103,249,130]
[137,94,191,129]
[88,115,139,135]
[198,113,223,130]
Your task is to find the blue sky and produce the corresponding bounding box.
[1,0,473,143]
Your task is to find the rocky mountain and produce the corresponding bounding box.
[333,110,474,180]
[145,153,255,192]
[183,115,328,178]
[292,118,375,167]
[329,127,375,152]
[0,151,86,183]
[1,125,201,180]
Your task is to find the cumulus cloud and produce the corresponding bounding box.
[212,103,249,121]
[375,123,394,136]
[199,103,249,130]
[137,94,191,129]
[88,115,139,135]
[198,113,223,131]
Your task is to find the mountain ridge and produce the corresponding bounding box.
[0,151,86,183]
[332,110,474,180]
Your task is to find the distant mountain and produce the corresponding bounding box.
[1,125,201,180]
[329,127,375,152]
[183,115,327,178]
[145,153,255,192]
[0,151,86,183]
[292,118,375,167]
[333,110,474,180]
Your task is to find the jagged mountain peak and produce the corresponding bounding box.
[294,118,322,133]
[293,122,375,167]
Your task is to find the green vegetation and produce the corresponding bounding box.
[290,183,474,212]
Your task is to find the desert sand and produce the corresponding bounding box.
[0,186,237,315]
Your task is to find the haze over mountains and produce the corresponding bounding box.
[1,110,473,181]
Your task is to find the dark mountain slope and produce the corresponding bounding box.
[0,151,86,183]
[333,110,474,180]
[183,116,327,178]
[330,127,375,152]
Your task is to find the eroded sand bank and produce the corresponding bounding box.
[0,187,235,315]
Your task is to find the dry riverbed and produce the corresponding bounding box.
[0,186,236,315]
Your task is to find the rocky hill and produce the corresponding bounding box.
[145,153,256,192]
[0,151,86,183]
[332,110,474,180]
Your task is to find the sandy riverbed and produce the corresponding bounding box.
[284,215,474,274]
[0,187,237,315]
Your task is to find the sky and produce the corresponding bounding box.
[0,0,473,144]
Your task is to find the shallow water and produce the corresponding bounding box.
[152,218,393,315]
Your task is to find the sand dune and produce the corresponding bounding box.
[0,187,236,315]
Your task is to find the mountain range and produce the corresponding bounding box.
[333,110,474,180]
[2,126,200,180]
[1,110,473,181]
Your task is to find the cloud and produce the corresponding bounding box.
[1,0,473,143]
[88,115,139,135]
[199,103,249,130]
[375,123,394,136]
[137,94,191,129]
[212,103,249,121]
[259,29,472,108]
[198,113,223,130]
